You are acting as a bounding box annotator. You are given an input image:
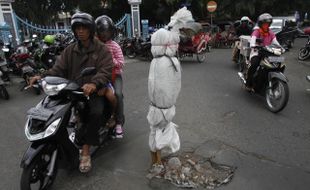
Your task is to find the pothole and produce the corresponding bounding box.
[147,152,235,189]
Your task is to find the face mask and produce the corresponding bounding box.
[261,23,269,31]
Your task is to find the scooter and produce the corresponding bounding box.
[124,37,152,60]
[20,67,112,190]
[238,41,289,113]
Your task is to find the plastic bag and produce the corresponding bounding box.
[168,7,194,33]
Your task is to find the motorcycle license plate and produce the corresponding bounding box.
[27,107,53,121]
[268,56,285,63]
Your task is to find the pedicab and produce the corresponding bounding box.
[178,21,210,63]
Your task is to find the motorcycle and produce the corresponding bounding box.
[20,67,113,190]
[298,36,310,61]
[238,41,289,113]
[11,46,41,94]
[124,37,152,60]
[0,70,9,100]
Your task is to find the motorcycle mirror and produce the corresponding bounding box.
[81,67,96,77]
[75,67,96,81]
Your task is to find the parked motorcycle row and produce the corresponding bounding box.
[0,33,75,99]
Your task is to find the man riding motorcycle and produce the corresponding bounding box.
[232,16,253,63]
[246,13,283,90]
[29,12,113,173]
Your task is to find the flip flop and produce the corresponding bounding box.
[79,155,92,173]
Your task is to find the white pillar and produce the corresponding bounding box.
[128,0,142,38]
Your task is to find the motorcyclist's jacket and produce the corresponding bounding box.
[250,29,280,47]
[236,24,252,36]
[46,38,113,89]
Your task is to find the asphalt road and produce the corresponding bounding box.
[0,38,309,190]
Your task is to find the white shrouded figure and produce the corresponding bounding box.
[147,7,193,168]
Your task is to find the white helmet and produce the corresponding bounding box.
[258,13,273,26]
[241,16,250,22]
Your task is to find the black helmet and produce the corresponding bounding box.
[95,15,116,40]
[258,13,273,27]
[71,12,95,39]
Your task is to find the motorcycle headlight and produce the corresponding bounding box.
[25,118,61,141]
[2,48,9,52]
[42,80,67,96]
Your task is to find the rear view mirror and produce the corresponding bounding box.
[81,67,96,77]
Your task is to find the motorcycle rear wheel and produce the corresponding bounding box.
[20,149,58,190]
[298,47,310,60]
[265,79,289,113]
[125,48,136,59]
[0,85,9,100]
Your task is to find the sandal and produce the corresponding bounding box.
[79,155,92,173]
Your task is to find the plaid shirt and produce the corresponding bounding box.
[105,40,124,75]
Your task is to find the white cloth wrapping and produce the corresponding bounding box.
[148,56,181,108]
[147,28,182,154]
[151,28,180,57]
[149,122,180,153]
[147,105,175,128]
[149,27,181,108]
[168,7,194,33]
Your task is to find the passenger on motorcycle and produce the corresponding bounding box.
[232,16,253,63]
[29,12,114,173]
[95,15,125,138]
[246,13,282,90]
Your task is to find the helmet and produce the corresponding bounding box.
[241,16,250,22]
[43,35,55,45]
[258,13,273,27]
[71,12,95,39]
[95,15,116,40]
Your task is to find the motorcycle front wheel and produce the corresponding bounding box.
[20,148,58,190]
[298,47,310,61]
[265,79,289,113]
[197,53,206,63]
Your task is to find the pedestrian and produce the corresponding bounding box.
[95,15,125,138]
[29,12,114,173]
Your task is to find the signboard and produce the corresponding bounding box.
[207,1,217,13]
[128,0,141,4]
